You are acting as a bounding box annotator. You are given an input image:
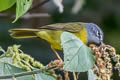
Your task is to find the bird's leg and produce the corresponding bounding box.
[51,47,63,61]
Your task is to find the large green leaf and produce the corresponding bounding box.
[13,0,33,22]
[0,62,35,80]
[0,0,16,12]
[61,32,95,72]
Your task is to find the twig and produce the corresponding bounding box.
[51,47,63,61]
[21,13,50,18]
[0,66,57,79]
[28,0,50,12]
[76,72,80,80]
[0,13,50,19]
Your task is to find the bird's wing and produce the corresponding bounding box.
[39,22,85,32]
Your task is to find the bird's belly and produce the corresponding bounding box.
[36,30,63,50]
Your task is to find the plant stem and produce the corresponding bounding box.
[73,72,77,80]
[51,47,63,61]
[76,72,80,80]
[0,66,57,79]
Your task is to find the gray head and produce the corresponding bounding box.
[85,23,104,45]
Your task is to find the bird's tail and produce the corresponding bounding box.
[9,28,40,39]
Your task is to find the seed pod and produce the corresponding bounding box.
[115,62,120,69]
[114,55,120,62]
[104,57,111,63]
[107,63,112,69]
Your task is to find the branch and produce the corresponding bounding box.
[0,66,57,79]
[0,13,50,19]
[19,13,50,19]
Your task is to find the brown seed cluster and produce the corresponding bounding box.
[89,44,120,80]
[48,59,64,70]
[48,60,65,80]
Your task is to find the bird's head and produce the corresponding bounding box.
[85,23,104,45]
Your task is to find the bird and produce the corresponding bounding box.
[9,22,103,60]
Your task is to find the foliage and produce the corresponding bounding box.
[0,0,32,22]
[13,0,33,22]
[0,0,16,12]
[61,32,95,72]
[0,45,56,80]
[0,61,34,80]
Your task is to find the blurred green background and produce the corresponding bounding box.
[0,0,120,79]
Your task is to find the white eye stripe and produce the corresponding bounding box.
[96,30,103,40]
[96,31,100,36]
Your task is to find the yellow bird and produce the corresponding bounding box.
[9,22,103,59]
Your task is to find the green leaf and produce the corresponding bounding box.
[0,0,16,12]
[13,0,33,23]
[0,62,35,80]
[61,32,95,72]
[35,73,56,80]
